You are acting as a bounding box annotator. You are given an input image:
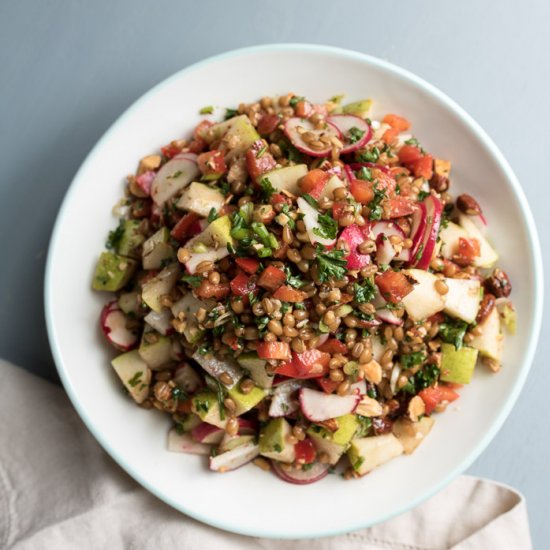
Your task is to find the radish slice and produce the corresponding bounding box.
[326,115,372,154]
[151,156,200,206]
[375,235,396,265]
[350,379,367,395]
[173,363,202,393]
[409,203,427,261]
[390,364,402,394]
[174,152,198,162]
[297,197,337,247]
[314,334,329,348]
[369,221,410,262]
[167,429,210,455]
[135,170,155,196]
[272,460,329,485]
[339,224,371,269]
[284,118,342,158]
[209,442,259,472]
[191,423,225,444]
[144,308,173,335]
[269,380,304,417]
[412,195,443,269]
[299,388,359,422]
[237,418,257,435]
[100,301,139,351]
[376,308,403,326]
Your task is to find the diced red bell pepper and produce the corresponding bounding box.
[350,178,374,204]
[246,139,277,182]
[230,272,257,296]
[272,285,307,302]
[454,237,481,266]
[275,350,330,379]
[257,342,291,361]
[317,338,348,354]
[398,145,423,164]
[418,386,460,415]
[294,438,317,464]
[339,224,371,270]
[408,155,433,179]
[299,169,330,199]
[196,280,231,300]
[294,100,313,118]
[332,202,347,220]
[170,212,201,243]
[316,377,340,394]
[382,127,400,144]
[235,257,260,275]
[197,149,227,180]
[161,143,182,159]
[386,198,417,218]
[257,113,281,136]
[270,193,292,208]
[383,114,411,131]
[375,270,414,304]
[257,265,286,291]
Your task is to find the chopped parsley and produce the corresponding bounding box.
[194,398,210,413]
[356,147,380,163]
[402,363,440,394]
[439,317,469,350]
[302,193,319,209]
[357,166,373,181]
[348,126,365,144]
[127,371,142,388]
[281,204,296,229]
[171,387,187,402]
[289,95,305,107]
[181,274,203,288]
[415,244,425,261]
[367,183,387,221]
[256,145,267,158]
[207,208,218,223]
[417,190,430,201]
[354,280,376,303]
[355,415,372,438]
[214,379,226,420]
[199,105,214,114]
[283,265,305,288]
[259,177,276,201]
[401,351,426,370]
[273,443,283,453]
[106,222,125,251]
[404,137,420,146]
[315,245,347,282]
[224,108,238,120]
[313,212,338,240]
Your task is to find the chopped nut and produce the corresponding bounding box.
[361,359,383,384]
[355,396,383,417]
[407,395,426,422]
[456,194,482,216]
[138,154,161,175]
[317,418,340,432]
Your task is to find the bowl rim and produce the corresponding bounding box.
[44,43,544,539]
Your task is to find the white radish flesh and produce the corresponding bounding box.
[185,247,229,275]
[297,197,337,247]
[151,156,199,206]
[144,308,173,336]
[284,118,341,158]
[299,388,359,422]
[269,380,304,417]
[326,115,372,154]
[191,351,243,389]
[209,442,260,472]
[100,301,139,351]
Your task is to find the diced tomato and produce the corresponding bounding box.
[295,100,313,118]
[375,270,414,304]
[197,150,227,179]
[230,272,257,296]
[294,438,317,464]
[317,338,348,354]
[371,168,397,196]
[235,257,260,274]
[272,242,289,260]
[270,193,291,207]
[170,212,201,243]
[194,120,213,140]
[257,342,291,361]
[257,113,281,136]
[196,280,230,300]
[160,143,182,159]
[383,114,411,131]
[386,198,417,218]
[257,265,286,291]
[293,349,330,377]
[454,237,481,266]
[332,202,347,220]
[408,154,433,179]
[299,169,330,199]
[272,285,307,302]
[246,139,277,182]
[382,127,400,144]
[398,145,423,164]
[390,165,410,178]
[316,377,340,394]
[418,386,460,415]
[350,177,374,204]
[273,360,300,378]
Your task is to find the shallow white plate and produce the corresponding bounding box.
[45,44,543,539]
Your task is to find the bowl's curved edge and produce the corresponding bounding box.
[44,43,544,539]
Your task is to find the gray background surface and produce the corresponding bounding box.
[1,0,548,546]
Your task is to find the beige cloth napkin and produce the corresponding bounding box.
[0,360,531,550]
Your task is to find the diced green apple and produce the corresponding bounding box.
[177,182,225,217]
[342,99,373,118]
[259,418,296,463]
[138,330,173,369]
[185,215,233,250]
[237,352,274,389]
[116,220,146,259]
[92,252,137,292]
[439,343,479,384]
[347,434,404,475]
[439,221,469,259]
[307,414,359,465]
[227,384,267,415]
[111,349,151,404]
[261,164,308,195]
[142,227,175,270]
[191,392,228,429]
[443,277,482,324]
[141,263,180,312]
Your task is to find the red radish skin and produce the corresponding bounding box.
[339,224,371,269]
[284,118,342,158]
[100,301,138,351]
[326,115,372,154]
[135,170,155,196]
[191,423,225,444]
[271,460,329,485]
[376,308,404,326]
[409,202,428,263]
[412,195,443,269]
[299,388,359,422]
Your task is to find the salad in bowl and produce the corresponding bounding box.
[92,93,515,484]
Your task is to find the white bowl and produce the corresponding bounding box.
[45,44,543,539]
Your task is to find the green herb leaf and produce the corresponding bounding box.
[181,275,203,288]
[348,126,365,144]
[313,212,338,240]
[166,170,183,179]
[439,317,469,350]
[281,204,296,229]
[302,193,319,209]
[207,208,218,223]
[315,245,347,282]
[367,183,387,221]
[417,190,430,201]
[224,108,238,120]
[127,371,142,388]
[106,221,125,251]
[354,280,376,303]
[401,351,426,370]
[256,145,267,158]
[289,95,305,107]
[259,177,276,201]
[402,363,440,394]
[283,265,305,288]
[356,147,380,163]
